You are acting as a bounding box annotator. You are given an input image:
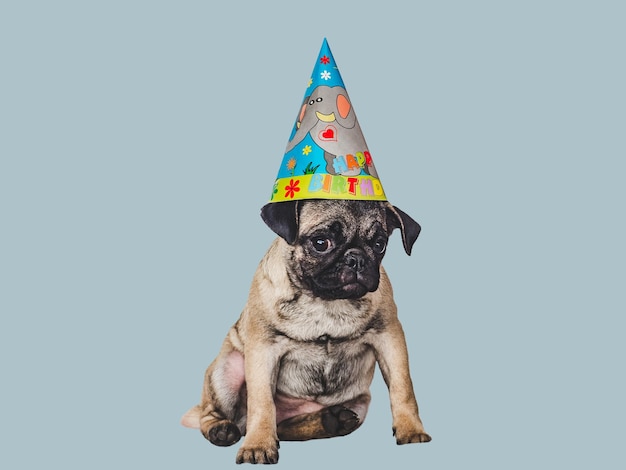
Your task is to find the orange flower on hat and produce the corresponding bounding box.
[286,157,297,175]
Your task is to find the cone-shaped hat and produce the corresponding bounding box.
[269,39,387,202]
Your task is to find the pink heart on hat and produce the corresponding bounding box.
[319,125,337,141]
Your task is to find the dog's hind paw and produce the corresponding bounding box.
[321,405,360,436]
[205,421,241,447]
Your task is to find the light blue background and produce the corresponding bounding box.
[2,1,624,468]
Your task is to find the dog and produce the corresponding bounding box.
[181,199,431,464]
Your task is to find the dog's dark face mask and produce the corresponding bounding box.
[261,200,421,300]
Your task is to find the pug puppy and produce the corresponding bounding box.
[181,199,431,464]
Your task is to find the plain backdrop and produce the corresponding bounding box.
[2,1,624,468]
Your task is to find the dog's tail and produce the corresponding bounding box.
[180,405,201,429]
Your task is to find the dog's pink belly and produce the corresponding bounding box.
[274,393,325,423]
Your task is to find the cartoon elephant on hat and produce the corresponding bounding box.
[285,85,378,178]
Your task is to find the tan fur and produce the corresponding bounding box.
[182,201,430,464]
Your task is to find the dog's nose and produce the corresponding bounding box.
[344,249,366,272]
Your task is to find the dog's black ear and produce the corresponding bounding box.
[386,204,421,255]
[260,201,300,244]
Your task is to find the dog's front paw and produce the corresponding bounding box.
[236,437,280,465]
[393,425,432,445]
[392,411,432,445]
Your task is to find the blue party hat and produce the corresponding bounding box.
[269,39,386,202]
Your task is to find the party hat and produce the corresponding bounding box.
[269,38,387,203]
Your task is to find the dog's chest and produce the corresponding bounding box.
[271,294,379,399]
[277,335,375,399]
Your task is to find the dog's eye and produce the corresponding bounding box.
[311,237,332,253]
[373,238,387,254]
